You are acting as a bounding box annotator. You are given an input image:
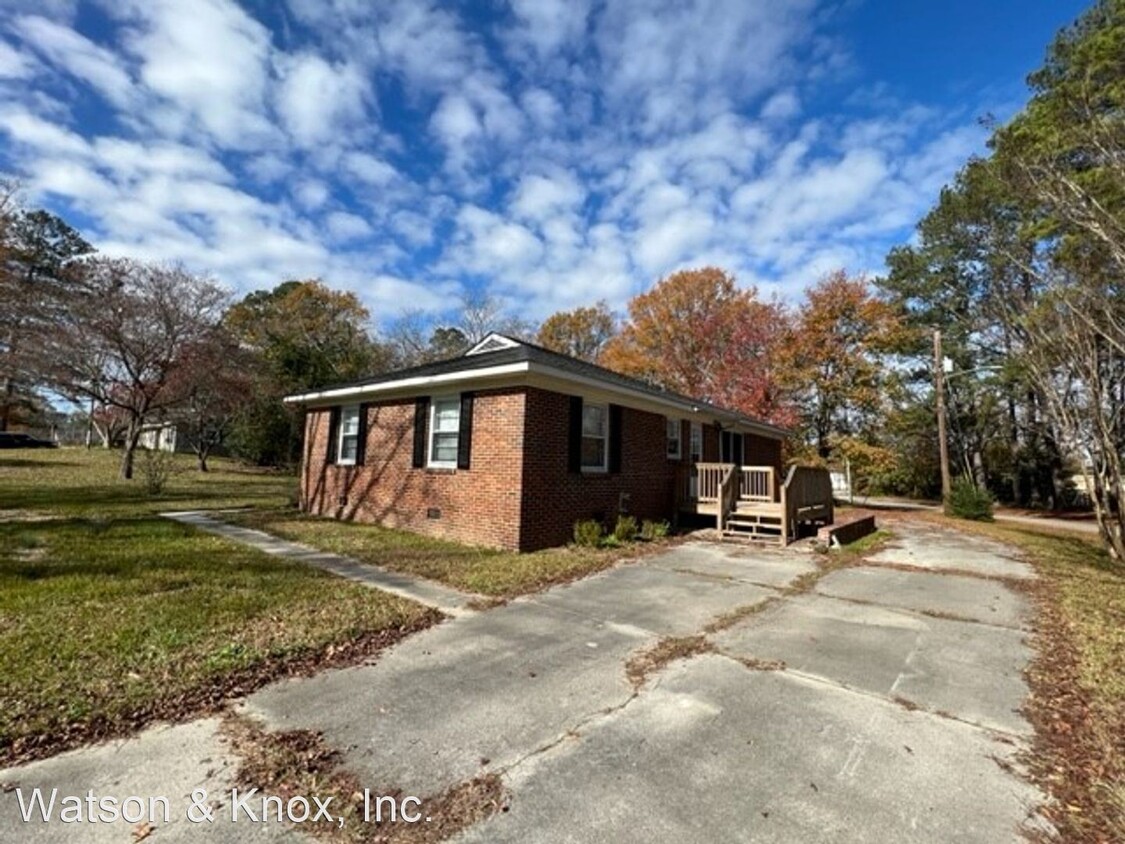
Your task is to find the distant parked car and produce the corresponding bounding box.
[0,432,58,449]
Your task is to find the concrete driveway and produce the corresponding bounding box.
[0,521,1044,843]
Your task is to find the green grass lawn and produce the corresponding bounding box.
[226,509,642,598]
[929,515,1125,842]
[0,447,296,518]
[0,448,435,763]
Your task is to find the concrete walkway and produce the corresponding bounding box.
[161,510,476,616]
[0,521,1045,843]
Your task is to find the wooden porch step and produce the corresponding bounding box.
[727,510,783,524]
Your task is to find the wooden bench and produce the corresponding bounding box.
[817,514,877,548]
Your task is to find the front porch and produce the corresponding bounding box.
[676,463,834,545]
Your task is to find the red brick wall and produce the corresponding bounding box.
[744,434,783,478]
[518,388,682,551]
[301,389,526,550]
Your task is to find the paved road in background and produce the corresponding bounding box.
[856,496,1099,535]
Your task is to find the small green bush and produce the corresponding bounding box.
[573,519,604,547]
[640,519,670,541]
[946,478,994,521]
[140,449,178,496]
[613,515,639,543]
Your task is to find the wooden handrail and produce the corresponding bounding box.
[718,463,736,534]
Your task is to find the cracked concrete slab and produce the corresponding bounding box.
[0,719,306,843]
[457,656,1041,844]
[866,524,1035,581]
[646,542,818,589]
[814,566,1030,628]
[531,563,776,636]
[712,593,1033,735]
[241,599,648,796]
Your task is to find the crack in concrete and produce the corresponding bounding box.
[806,587,1028,632]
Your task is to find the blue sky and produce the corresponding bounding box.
[0,0,1088,326]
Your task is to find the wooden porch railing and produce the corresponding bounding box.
[679,463,778,505]
[678,462,834,545]
[683,461,727,504]
[738,466,776,502]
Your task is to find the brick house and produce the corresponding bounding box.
[286,333,802,552]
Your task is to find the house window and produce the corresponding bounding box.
[581,403,608,471]
[690,422,703,462]
[338,404,360,465]
[428,396,461,468]
[666,418,682,459]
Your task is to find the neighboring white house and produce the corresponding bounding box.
[138,421,178,452]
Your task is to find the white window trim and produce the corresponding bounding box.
[581,402,609,473]
[666,417,682,460]
[427,394,461,469]
[337,404,360,466]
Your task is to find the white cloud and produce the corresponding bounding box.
[13,15,138,108]
[511,170,583,221]
[505,0,591,60]
[293,178,330,209]
[430,93,481,150]
[450,204,543,279]
[761,89,800,121]
[342,151,399,187]
[325,210,373,242]
[0,38,37,79]
[275,52,370,148]
[110,0,279,149]
[594,0,820,133]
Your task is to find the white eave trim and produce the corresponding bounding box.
[283,362,532,404]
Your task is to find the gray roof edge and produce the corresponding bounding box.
[284,343,789,439]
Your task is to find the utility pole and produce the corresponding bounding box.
[934,328,952,502]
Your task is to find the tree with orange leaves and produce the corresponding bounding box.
[536,301,616,362]
[778,270,905,460]
[600,267,794,425]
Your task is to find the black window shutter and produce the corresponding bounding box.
[457,392,474,470]
[326,406,341,464]
[355,403,369,466]
[609,404,623,473]
[412,398,430,468]
[567,395,583,473]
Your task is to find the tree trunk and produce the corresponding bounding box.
[120,423,142,480]
[1006,397,1022,504]
[0,382,9,432]
[197,448,209,472]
